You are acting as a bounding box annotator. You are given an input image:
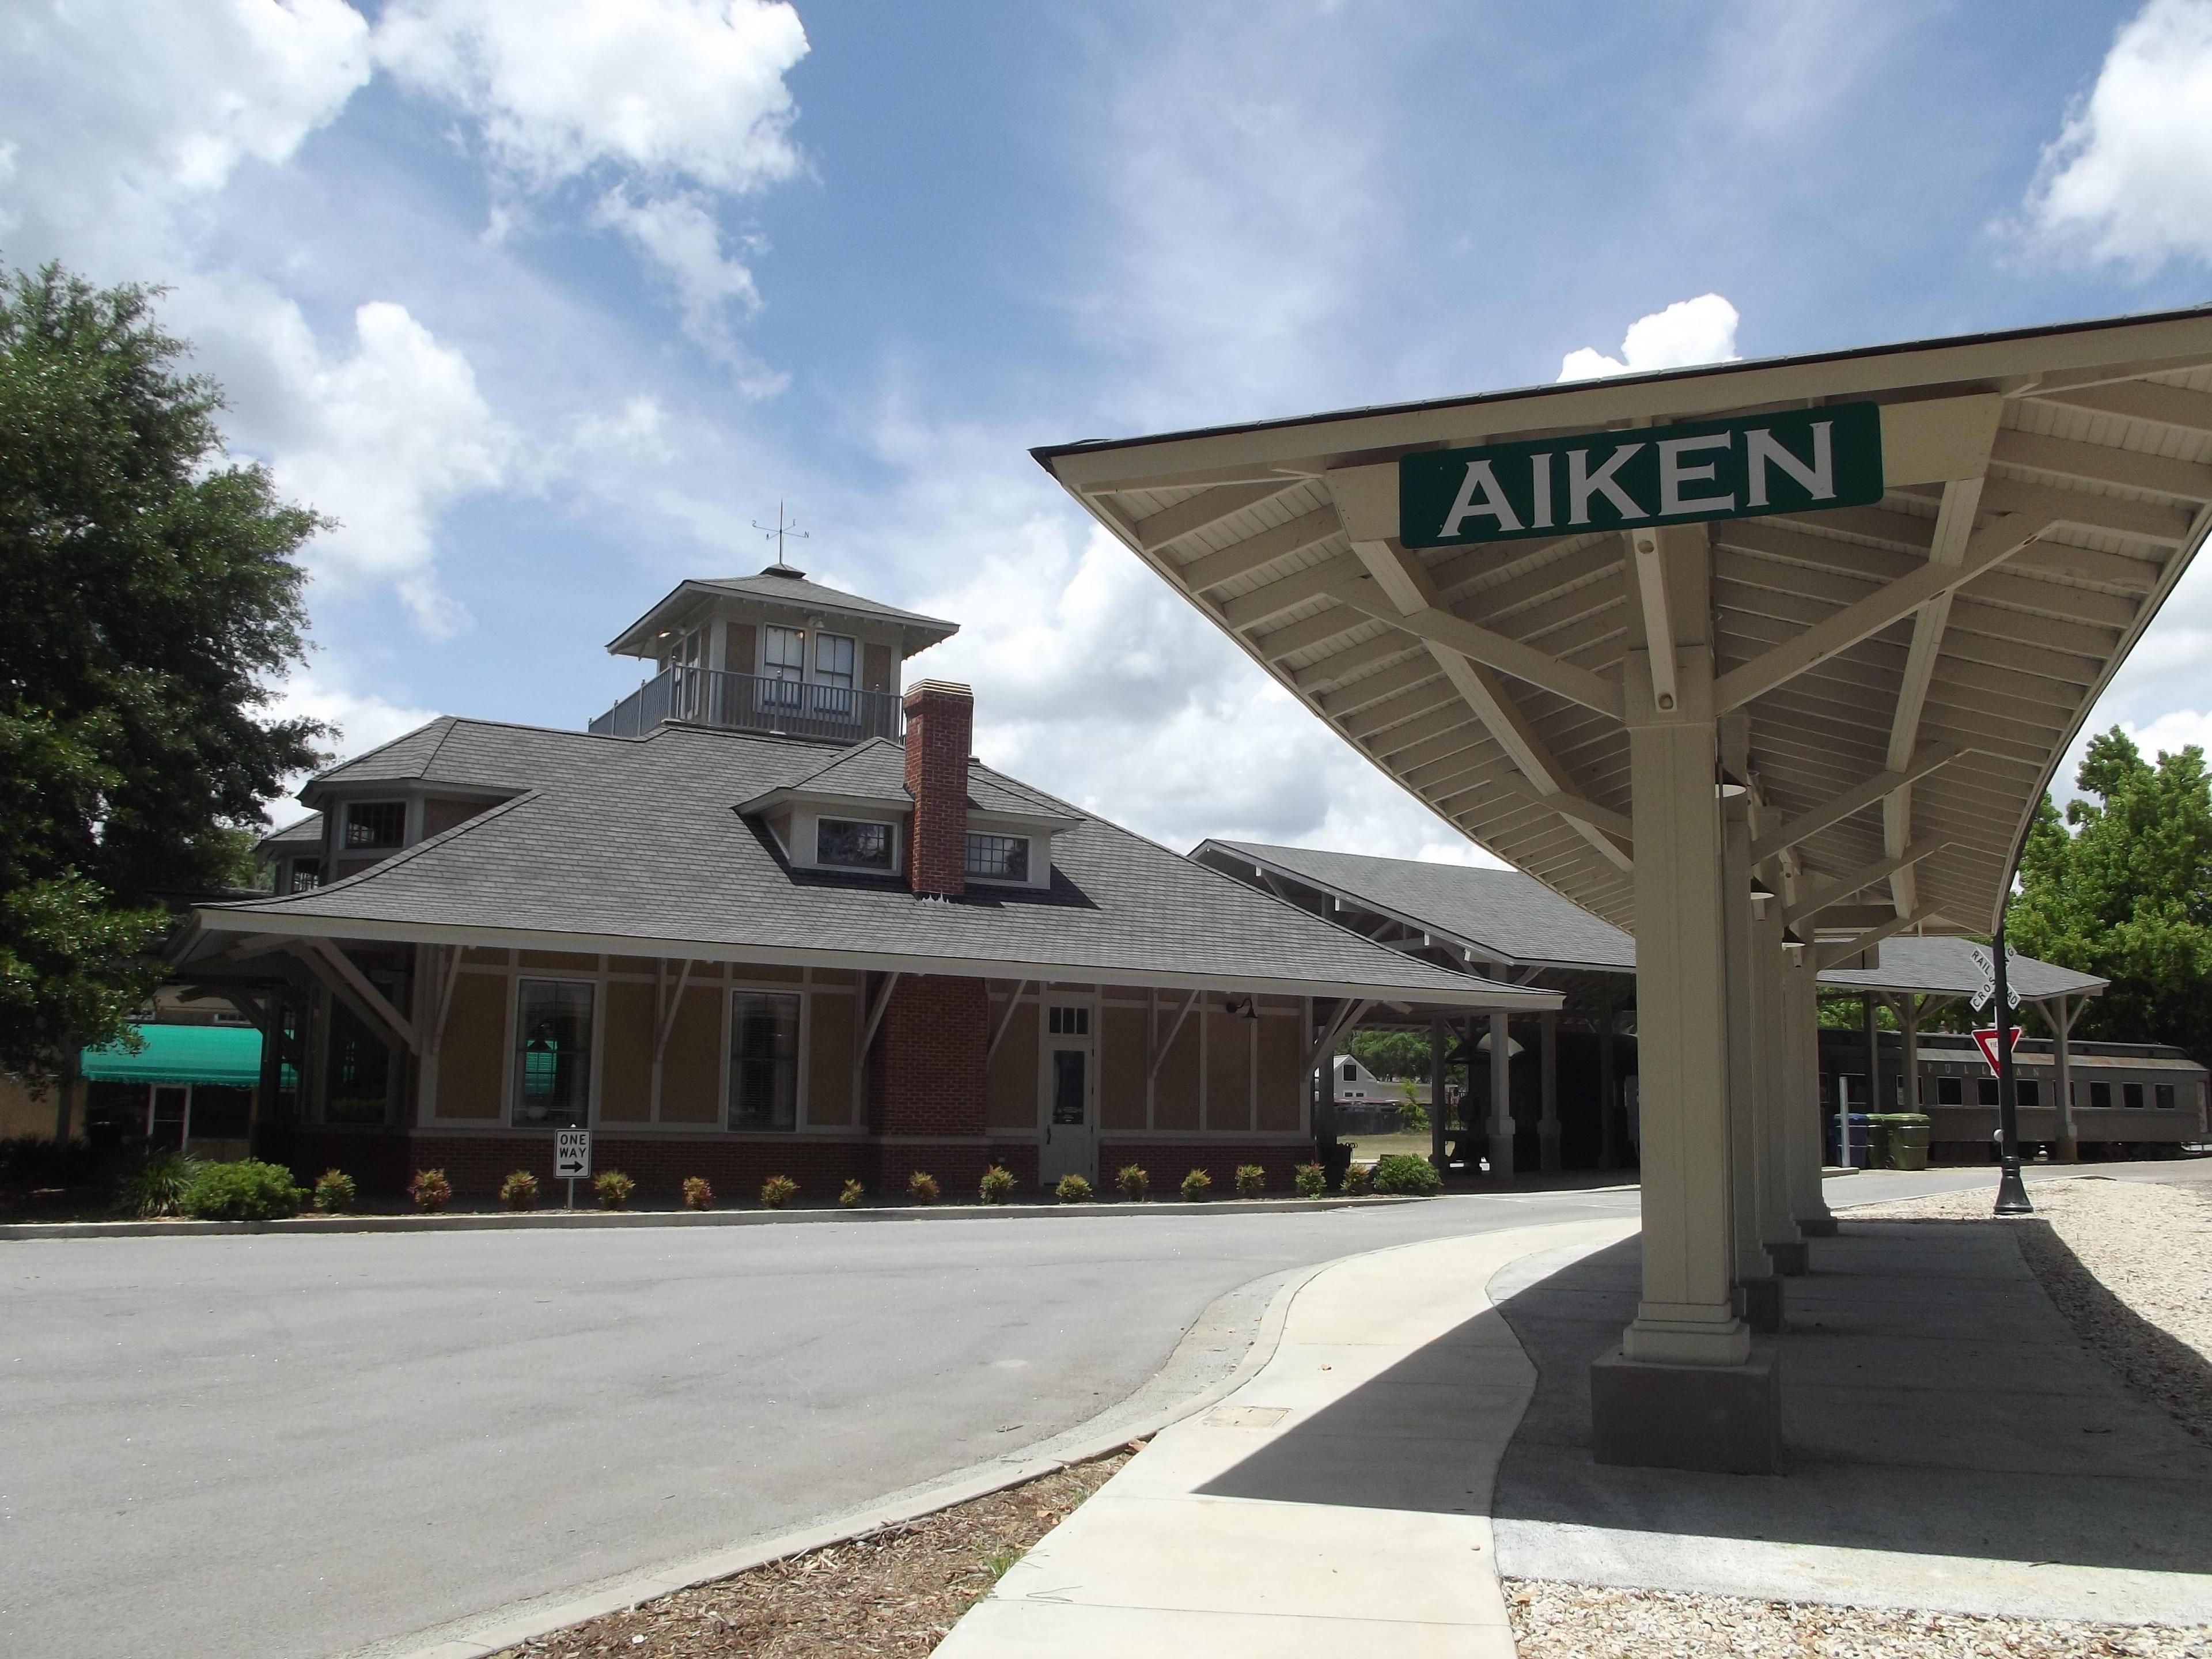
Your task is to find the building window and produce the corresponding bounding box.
[2090,1080,2112,1109]
[965,832,1029,881]
[1047,1005,1089,1037]
[1342,1060,1358,1084]
[2124,1082,2145,1109]
[325,1000,392,1124]
[817,819,893,870]
[815,632,855,688]
[1937,1075,1962,1105]
[729,991,800,1130]
[343,801,406,849]
[514,980,593,1127]
[288,859,321,894]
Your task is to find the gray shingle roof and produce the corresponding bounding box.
[257,813,323,851]
[204,721,1546,1006]
[1817,937,2105,1001]
[1200,840,1637,971]
[302,718,463,793]
[605,569,959,656]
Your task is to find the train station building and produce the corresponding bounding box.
[1036,303,2212,1471]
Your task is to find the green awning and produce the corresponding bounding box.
[80,1024,262,1087]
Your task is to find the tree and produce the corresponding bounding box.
[1343,1029,1433,1081]
[2009,729,2212,1067]
[0,262,326,1083]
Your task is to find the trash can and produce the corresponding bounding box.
[1824,1112,1873,1169]
[1865,1114,1896,1170]
[1887,1113,1932,1171]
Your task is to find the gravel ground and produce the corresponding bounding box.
[1503,1172,2212,1656]
[1503,1580,2211,1657]
[1850,1174,2212,1445]
[489,1451,1129,1657]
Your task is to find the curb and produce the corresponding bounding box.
[0,1192,1427,1242]
[338,1247,1346,1659]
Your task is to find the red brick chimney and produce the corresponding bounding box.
[903,680,972,897]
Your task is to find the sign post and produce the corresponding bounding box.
[555,1128,591,1211]
[1987,925,2032,1215]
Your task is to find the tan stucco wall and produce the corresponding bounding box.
[1205,1003,1251,1132]
[807,988,855,1127]
[659,982,723,1124]
[600,979,655,1122]
[1257,1007,1306,1131]
[435,972,507,1119]
[986,986,1036,1130]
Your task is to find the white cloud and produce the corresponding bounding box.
[263,668,443,821]
[370,0,807,192]
[2021,0,2212,270]
[230,298,516,635]
[591,189,786,396]
[1557,293,1741,382]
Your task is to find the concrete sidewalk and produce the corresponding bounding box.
[937,1215,1635,1657]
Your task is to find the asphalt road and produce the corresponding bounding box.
[0,1164,2113,1658]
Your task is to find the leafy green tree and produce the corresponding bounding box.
[1343,1029,1432,1080]
[2009,729,2212,1066]
[1,262,325,1083]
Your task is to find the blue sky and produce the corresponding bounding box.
[5,1,2211,863]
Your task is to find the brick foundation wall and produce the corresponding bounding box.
[1097,1142,1315,1196]
[874,1139,1038,1199]
[870,974,990,1139]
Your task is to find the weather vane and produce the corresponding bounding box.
[752,500,810,569]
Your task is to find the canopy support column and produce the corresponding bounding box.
[1900,993,1922,1120]
[1784,943,1836,1236]
[1593,523,1778,1476]
[1430,1017,1449,1173]
[1722,714,1781,1330]
[1757,896,1808,1275]
[1538,1012,1559,1172]
[1487,1010,1514,1179]
[1596,1002,1619,1171]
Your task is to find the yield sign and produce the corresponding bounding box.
[1974,1027,2024,1074]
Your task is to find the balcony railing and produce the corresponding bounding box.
[589,666,904,744]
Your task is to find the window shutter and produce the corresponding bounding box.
[863,642,892,692]
[728,622,757,676]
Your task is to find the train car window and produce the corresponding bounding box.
[2090,1081,2112,1109]
[2017,1081,2039,1107]
[2156,1085,2176,1110]
[2124,1083,2145,1109]
[1978,1078,1999,1106]
[1937,1076,1962,1105]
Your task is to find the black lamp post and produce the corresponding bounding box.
[1991,914,2032,1215]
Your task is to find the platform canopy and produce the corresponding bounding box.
[1036,306,2212,945]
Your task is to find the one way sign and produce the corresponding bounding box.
[1973,1027,2024,1075]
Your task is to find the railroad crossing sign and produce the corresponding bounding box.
[1972,1027,2024,1075]
[1967,945,2020,1013]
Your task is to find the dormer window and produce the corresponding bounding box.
[965,832,1029,882]
[817,818,893,870]
[344,802,406,849]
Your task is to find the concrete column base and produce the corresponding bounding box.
[1592,1345,1782,1475]
[1738,1276,1785,1334]
[1487,1131,1516,1179]
[1797,1214,1839,1237]
[1768,1240,1809,1277]
[1539,1125,1560,1173]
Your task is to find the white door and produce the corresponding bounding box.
[1038,1001,1097,1187]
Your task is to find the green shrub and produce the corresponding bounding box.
[592,1171,635,1210]
[1293,1162,1325,1199]
[1179,1167,1211,1202]
[183,1159,302,1221]
[682,1176,715,1211]
[1234,1164,1266,1199]
[759,1173,798,1209]
[1395,1083,1430,1132]
[118,1148,200,1218]
[0,1135,104,1188]
[1370,1153,1443,1196]
[1341,1162,1374,1197]
[499,1171,540,1211]
[1055,1173,1093,1203]
[979,1165,1017,1204]
[907,1170,941,1205]
[311,1168,357,1213]
[1116,1164,1149,1202]
[839,1177,865,1209]
[408,1168,452,1213]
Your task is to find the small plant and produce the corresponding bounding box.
[1234,1164,1266,1199]
[1370,1153,1444,1196]
[593,1170,635,1210]
[907,1170,941,1205]
[311,1168,357,1214]
[499,1171,540,1211]
[1179,1167,1212,1202]
[1055,1173,1093,1203]
[1341,1162,1374,1197]
[183,1159,303,1221]
[979,1164,1017,1204]
[1116,1164,1150,1202]
[1396,1081,1430,1133]
[682,1176,715,1211]
[984,1544,1025,1582]
[760,1173,798,1209]
[408,1168,452,1213]
[1293,1162,1326,1199]
[839,1177,865,1208]
[117,1148,200,1218]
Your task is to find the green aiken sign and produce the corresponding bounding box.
[1397,402,1884,548]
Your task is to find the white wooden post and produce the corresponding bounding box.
[1538,1012,1559,1172]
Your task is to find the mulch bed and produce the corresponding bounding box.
[491,1449,1132,1658]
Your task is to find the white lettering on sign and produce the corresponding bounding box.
[1568,442,1646,524]
[1439,458,1522,537]
[555,1128,591,1180]
[1657,431,1734,516]
[1744,421,1834,508]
